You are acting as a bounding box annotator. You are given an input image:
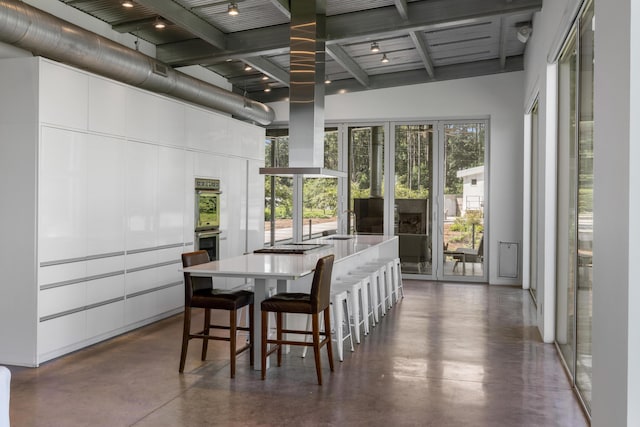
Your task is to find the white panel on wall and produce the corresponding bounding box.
[87,76,127,136]
[157,146,185,246]
[124,90,161,143]
[39,60,89,130]
[87,134,126,256]
[125,141,158,250]
[125,268,158,295]
[86,301,124,339]
[124,293,156,325]
[185,105,229,152]
[85,275,125,306]
[154,96,185,146]
[39,126,88,262]
[38,311,86,357]
[39,283,85,318]
[183,151,195,243]
[247,159,266,251]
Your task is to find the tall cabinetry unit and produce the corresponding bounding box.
[0,57,265,366]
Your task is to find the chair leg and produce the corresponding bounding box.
[229,309,237,378]
[276,312,283,367]
[248,303,254,367]
[179,307,191,373]
[323,307,334,372]
[261,310,268,380]
[201,308,211,360]
[332,298,344,361]
[311,312,323,385]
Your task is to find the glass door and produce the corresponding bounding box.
[439,121,487,281]
[348,125,385,235]
[393,123,435,275]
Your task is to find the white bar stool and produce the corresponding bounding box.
[361,262,393,311]
[302,288,354,362]
[333,277,369,343]
[351,265,387,320]
[373,258,405,303]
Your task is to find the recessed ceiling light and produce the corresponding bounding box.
[381,53,389,63]
[324,76,332,84]
[228,3,239,16]
[244,64,252,71]
[121,1,134,8]
[370,42,380,53]
[154,18,166,29]
[264,87,271,92]
[262,75,269,81]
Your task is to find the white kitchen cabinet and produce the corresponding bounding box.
[157,146,186,246]
[0,57,265,367]
[87,134,126,256]
[39,127,88,263]
[125,141,158,251]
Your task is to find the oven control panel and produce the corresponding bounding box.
[195,177,220,192]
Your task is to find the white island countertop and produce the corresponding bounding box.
[182,234,398,280]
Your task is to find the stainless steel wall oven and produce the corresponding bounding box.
[194,178,221,260]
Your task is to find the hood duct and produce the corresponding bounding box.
[260,0,344,177]
[0,0,274,125]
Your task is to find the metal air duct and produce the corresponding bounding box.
[0,0,274,125]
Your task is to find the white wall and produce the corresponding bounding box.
[270,71,525,285]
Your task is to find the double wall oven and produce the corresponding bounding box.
[194,178,221,261]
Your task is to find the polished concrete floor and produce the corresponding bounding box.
[7,281,589,426]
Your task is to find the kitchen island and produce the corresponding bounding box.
[182,234,398,368]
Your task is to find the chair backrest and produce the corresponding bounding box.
[181,250,213,305]
[309,254,335,313]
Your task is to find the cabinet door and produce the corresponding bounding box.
[125,141,157,251]
[157,146,185,246]
[39,127,88,262]
[87,135,125,256]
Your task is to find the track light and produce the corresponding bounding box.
[370,42,380,53]
[262,75,269,81]
[154,18,166,29]
[228,2,239,16]
[381,53,389,63]
[121,1,134,8]
[324,76,332,84]
[243,64,252,71]
[264,87,271,93]
[516,22,532,43]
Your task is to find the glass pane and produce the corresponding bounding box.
[530,101,539,301]
[576,0,594,411]
[442,122,485,278]
[349,125,385,235]
[556,31,578,377]
[394,124,434,275]
[302,128,339,240]
[264,130,293,245]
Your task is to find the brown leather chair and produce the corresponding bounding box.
[180,250,254,378]
[261,254,335,385]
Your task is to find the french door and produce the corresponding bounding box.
[390,120,488,282]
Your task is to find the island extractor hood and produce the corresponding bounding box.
[259,0,345,178]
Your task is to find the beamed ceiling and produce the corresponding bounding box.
[58,0,542,103]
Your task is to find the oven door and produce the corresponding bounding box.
[195,230,220,261]
[195,190,220,231]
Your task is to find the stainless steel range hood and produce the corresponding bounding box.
[260,0,345,178]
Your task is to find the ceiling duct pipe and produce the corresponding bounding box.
[0,0,274,125]
[260,0,344,177]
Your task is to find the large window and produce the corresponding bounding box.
[555,0,594,413]
[264,128,339,245]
